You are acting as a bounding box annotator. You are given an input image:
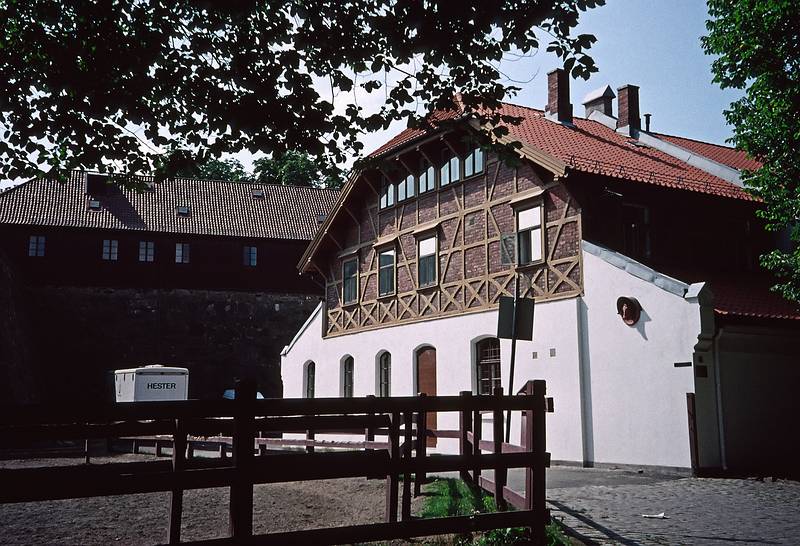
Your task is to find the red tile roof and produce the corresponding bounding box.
[369,102,757,202]
[654,133,762,172]
[711,279,800,321]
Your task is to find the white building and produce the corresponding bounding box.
[282,75,800,476]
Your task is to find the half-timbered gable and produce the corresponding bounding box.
[305,128,582,338]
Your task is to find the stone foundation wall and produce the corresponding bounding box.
[10,282,319,403]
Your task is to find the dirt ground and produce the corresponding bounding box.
[0,454,424,545]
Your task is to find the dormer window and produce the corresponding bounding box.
[418,161,435,194]
[440,151,460,186]
[398,173,414,202]
[379,177,395,210]
[464,147,484,178]
[251,188,265,199]
[176,205,191,217]
[87,198,101,211]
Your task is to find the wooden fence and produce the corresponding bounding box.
[0,379,551,545]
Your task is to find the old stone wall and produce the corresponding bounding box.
[0,251,39,405]
[20,286,319,403]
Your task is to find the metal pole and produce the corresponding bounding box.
[505,274,519,443]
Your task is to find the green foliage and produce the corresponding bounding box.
[175,158,248,181]
[253,151,343,189]
[0,0,603,184]
[419,478,571,545]
[703,0,800,302]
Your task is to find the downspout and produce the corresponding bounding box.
[576,296,594,467]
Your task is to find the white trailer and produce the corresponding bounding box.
[114,365,189,402]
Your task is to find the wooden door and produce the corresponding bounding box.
[416,347,437,447]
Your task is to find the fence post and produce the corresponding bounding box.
[459,390,472,483]
[229,377,256,541]
[492,386,507,511]
[306,428,315,453]
[529,380,547,544]
[401,411,413,521]
[84,439,90,465]
[385,412,400,523]
[472,405,482,489]
[168,419,186,544]
[365,395,376,452]
[156,440,163,458]
[414,393,428,496]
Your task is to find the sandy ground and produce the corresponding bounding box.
[0,454,415,545]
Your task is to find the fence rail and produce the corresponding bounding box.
[0,379,551,545]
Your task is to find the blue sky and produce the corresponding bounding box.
[1,1,741,190]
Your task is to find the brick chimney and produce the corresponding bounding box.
[582,85,615,118]
[545,68,573,124]
[617,84,640,134]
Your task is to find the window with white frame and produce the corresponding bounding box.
[28,235,45,257]
[397,173,414,202]
[378,248,395,297]
[418,161,435,194]
[102,239,119,261]
[439,151,461,186]
[342,356,354,398]
[418,235,437,287]
[378,352,391,397]
[379,176,396,209]
[342,258,359,304]
[243,245,257,266]
[517,204,543,265]
[464,146,484,178]
[139,241,155,262]
[175,242,190,264]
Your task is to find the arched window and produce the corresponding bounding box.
[305,361,315,399]
[378,352,391,397]
[342,356,354,398]
[476,338,501,395]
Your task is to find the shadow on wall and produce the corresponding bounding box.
[20,286,318,404]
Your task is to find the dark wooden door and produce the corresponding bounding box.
[416,347,437,447]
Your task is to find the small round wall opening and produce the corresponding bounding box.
[616,296,642,326]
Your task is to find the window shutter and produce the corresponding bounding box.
[500,234,516,265]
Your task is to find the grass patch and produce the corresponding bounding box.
[418,478,572,545]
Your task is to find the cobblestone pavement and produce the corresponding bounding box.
[541,467,800,545]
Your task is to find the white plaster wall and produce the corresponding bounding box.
[281,299,585,461]
[581,250,698,468]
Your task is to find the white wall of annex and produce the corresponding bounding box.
[281,299,585,462]
[581,250,698,469]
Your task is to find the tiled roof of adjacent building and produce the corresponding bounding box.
[711,279,800,321]
[369,102,757,201]
[0,172,340,240]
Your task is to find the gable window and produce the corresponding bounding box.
[175,242,190,264]
[342,258,359,304]
[517,204,543,265]
[440,152,461,186]
[243,245,258,267]
[397,173,415,202]
[418,235,437,288]
[305,361,315,399]
[378,248,395,297]
[379,177,396,209]
[102,239,119,261]
[418,161,435,194]
[464,147,485,178]
[139,241,155,262]
[342,356,354,398]
[378,352,391,397]
[28,235,46,257]
[476,338,502,395]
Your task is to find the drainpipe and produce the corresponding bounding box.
[576,297,594,467]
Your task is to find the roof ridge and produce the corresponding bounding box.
[651,131,739,151]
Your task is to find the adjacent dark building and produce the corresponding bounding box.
[0,172,339,404]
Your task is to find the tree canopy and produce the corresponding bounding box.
[1,0,602,184]
[703,0,800,302]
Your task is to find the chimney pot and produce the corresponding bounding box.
[644,113,652,132]
[617,85,641,134]
[546,68,573,124]
[582,85,616,118]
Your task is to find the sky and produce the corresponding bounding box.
[1,0,742,191]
